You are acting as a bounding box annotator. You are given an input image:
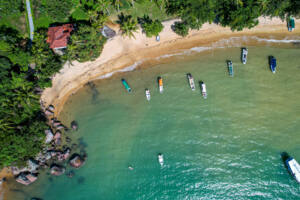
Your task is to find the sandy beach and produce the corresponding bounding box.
[38,17,299,115]
[0,168,13,200]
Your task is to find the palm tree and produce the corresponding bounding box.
[112,0,122,12]
[117,13,138,38]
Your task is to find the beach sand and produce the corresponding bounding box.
[0,168,13,200]
[41,17,300,116]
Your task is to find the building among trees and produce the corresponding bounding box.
[46,24,73,54]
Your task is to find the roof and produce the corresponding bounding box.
[46,24,73,49]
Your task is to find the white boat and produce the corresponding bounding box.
[187,73,195,91]
[158,153,164,166]
[241,48,248,64]
[200,82,207,99]
[158,77,163,93]
[285,156,300,183]
[145,89,150,101]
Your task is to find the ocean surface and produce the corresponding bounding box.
[8,36,300,200]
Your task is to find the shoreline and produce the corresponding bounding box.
[42,17,299,115]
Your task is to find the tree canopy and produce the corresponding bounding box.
[117,13,138,38]
[139,15,163,37]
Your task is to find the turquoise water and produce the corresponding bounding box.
[8,38,300,199]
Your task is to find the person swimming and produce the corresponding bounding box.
[128,166,134,170]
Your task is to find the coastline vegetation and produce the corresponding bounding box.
[0,0,299,168]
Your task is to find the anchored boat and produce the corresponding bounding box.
[158,153,164,166]
[187,73,195,90]
[269,56,277,74]
[282,153,300,183]
[241,48,248,64]
[121,79,131,92]
[288,17,295,32]
[158,77,164,93]
[200,81,207,99]
[145,89,150,101]
[227,60,234,77]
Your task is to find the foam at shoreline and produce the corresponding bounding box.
[94,35,300,81]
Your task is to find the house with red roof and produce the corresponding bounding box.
[46,24,73,54]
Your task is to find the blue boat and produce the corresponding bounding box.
[227,60,234,77]
[269,56,277,74]
[121,79,131,92]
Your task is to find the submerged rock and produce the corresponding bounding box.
[15,172,37,185]
[50,164,65,176]
[69,154,85,168]
[71,121,78,131]
[66,170,75,178]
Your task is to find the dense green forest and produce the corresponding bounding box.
[0,0,299,168]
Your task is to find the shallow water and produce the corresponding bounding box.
[8,38,300,200]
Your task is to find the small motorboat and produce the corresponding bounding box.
[158,153,164,166]
[187,73,195,90]
[121,79,131,92]
[269,56,277,74]
[282,153,300,183]
[200,81,207,99]
[145,89,151,101]
[241,48,248,64]
[227,60,234,77]
[288,17,295,32]
[158,77,163,93]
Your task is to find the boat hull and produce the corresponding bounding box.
[187,73,195,90]
[121,79,131,92]
[227,61,234,77]
[285,157,300,183]
[158,77,163,93]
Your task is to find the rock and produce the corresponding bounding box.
[11,166,28,176]
[54,131,62,145]
[53,121,62,128]
[56,125,65,130]
[45,129,54,143]
[15,172,37,185]
[48,105,55,112]
[69,154,85,168]
[66,137,72,143]
[27,159,39,172]
[101,25,116,38]
[71,121,78,131]
[50,164,65,176]
[44,110,54,116]
[66,170,75,178]
[63,148,71,160]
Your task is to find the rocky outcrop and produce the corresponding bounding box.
[69,154,85,168]
[50,164,65,176]
[15,172,37,185]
